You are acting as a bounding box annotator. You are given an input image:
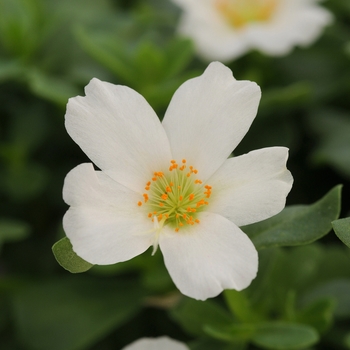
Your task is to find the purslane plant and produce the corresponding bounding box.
[62,62,293,300]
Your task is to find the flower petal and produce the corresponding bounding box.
[65,78,172,192]
[245,1,333,55]
[122,337,188,350]
[63,163,153,264]
[208,147,293,227]
[159,212,258,300]
[162,62,261,182]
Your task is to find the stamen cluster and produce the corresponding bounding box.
[215,0,278,28]
[137,159,212,232]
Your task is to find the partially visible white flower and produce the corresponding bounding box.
[122,337,188,350]
[63,61,293,301]
[171,0,333,61]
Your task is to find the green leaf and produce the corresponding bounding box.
[301,279,350,319]
[52,237,93,273]
[332,217,350,248]
[204,323,256,343]
[243,185,342,250]
[12,277,145,350]
[26,69,80,106]
[252,322,319,350]
[170,297,233,337]
[308,109,350,178]
[223,289,260,322]
[295,298,335,333]
[260,82,312,112]
[74,26,137,84]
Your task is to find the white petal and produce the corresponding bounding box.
[65,78,172,192]
[177,12,249,61]
[63,163,153,264]
[122,337,188,350]
[208,147,293,227]
[162,62,261,182]
[159,212,258,300]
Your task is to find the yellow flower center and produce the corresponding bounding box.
[137,159,212,232]
[215,0,278,28]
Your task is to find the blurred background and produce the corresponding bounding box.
[1,0,350,349]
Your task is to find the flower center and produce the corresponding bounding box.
[215,0,278,28]
[137,159,212,232]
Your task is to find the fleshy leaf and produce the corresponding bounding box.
[295,298,335,333]
[170,297,232,337]
[204,323,256,343]
[52,237,93,273]
[252,322,319,350]
[301,279,350,319]
[243,185,342,250]
[332,217,350,248]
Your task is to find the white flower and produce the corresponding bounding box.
[122,336,188,350]
[171,0,333,61]
[63,62,293,300]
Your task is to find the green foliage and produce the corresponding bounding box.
[75,25,196,109]
[251,322,319,350]
[332,217,350,248]
[1,0,350,349]
[12,277,146,350]
[0,219,30,251]
[243,185,342,249]
[52,237,93,273]
[308,109,350,178]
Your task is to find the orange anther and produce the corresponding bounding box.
[158,214,163,220]
[195,219,200,223]
[161,194,168,200]
[152,177,157,181]
[187,207,192,212]
[148,213,152,218]
[170,182,174,187]
[193,170,198,174]
[175,228,179,232]
[145,186,150,190]
[179,165,185,171]
[159,203,164,207]
[179,196,183,201]
[183,214,187,219]
[171,160,176,164]
[166,186,172,192]
[143,194,149,202]
[189,194,194,200]
[176,213,180,218]
[186,173,191,177]
[146,181,151,186]
[138,201,142,206]
[189,166,193,170]
[179,222,184,227]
